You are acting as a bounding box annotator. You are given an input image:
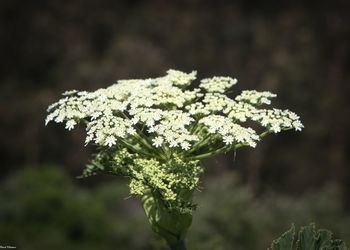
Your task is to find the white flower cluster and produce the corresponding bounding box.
[46,69,303,155]
[235,90,277,105]
[184,91,302,135]
[199,115,260,147]
[147,110,199,150]
[251,109,303,133]
[166,69,197,86]
[199,76,237,93]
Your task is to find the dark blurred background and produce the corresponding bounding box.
[0,0,349,249]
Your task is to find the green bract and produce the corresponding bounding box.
[46,69,303,249]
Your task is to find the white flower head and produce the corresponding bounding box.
[235,90,277,105]
[46,69,303,157]
[200,76,237,93]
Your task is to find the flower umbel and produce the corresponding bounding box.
[46,69,303,247]
[46,69,302,154]
[46,68,303,206]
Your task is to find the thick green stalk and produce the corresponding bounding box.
[141,190,192,250]
[169,239,187,250]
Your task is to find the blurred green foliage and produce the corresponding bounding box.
[1,167,349,249]
[0,167,156,250]
[189,174,350,250]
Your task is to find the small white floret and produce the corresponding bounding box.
[104,136,116,147]
[65,120,77,130]
[152,136,164,148]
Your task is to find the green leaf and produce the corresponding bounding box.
[316,230,332,249]
[269,223,349,250]
[329,240,348,250]
[269,224,295,250]
[297,223,317,250]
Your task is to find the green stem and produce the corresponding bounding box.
[169,239,187,250]
[119,139,148,155]
[259,130,270,138]
[189,143,245,160]
[187,133,212,154]
[119,138,166,160]
[118,111,159,154]
[142,190,192,250]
